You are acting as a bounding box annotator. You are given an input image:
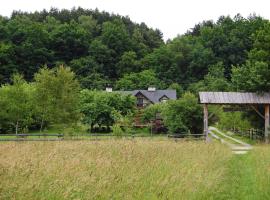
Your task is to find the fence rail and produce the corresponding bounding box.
[0,133,206,141]
[0,133,63,137]
[230,128,264,140]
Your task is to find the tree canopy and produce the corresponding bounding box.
[1,9,269,93]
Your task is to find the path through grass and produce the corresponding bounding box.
[215,145,270,200]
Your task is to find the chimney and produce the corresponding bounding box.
[106,87,112,92]
[148,86,156,92]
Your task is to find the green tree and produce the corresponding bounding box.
[168,83,184,98]
[162,92,203,134]
[116,70,165,90]
[79,90,135,131]
[34,67,55,131]
[34,66,81,130]
[0,74,34,134]
[53,65,81,124]
[78,15,98,37]
[116,51,139,76]
[218,111,252,131]
[141,103,164,123]
[231,61,270,92]
[188,62,230,93]
[101,19,131,55]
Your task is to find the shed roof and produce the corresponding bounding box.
[199,92,270,104]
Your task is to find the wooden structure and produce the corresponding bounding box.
[199,92,270,142]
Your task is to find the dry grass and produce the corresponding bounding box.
[0,139,232,200]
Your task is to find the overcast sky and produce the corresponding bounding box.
[1,0,269,40]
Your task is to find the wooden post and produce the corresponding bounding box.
[265,104,269,143]
[204,104,209,142]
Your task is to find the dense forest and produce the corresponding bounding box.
[1,7,270,134]
[1,8,270,92]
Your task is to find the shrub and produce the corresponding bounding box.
[112,124,124,137]
[162,92,203,134]
[217,111,252,131]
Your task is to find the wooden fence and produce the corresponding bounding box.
[0,133,206,141]
[230,128,264,140]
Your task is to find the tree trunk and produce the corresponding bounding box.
[15,121,19,135]
[90,123,94,133]
[40,118,44,133]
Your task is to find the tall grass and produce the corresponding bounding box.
[0,140,231,200]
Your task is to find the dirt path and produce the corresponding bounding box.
[209,127,252,154]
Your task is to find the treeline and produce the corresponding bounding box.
[0,7,163,86]
[0,66,202,134]
[0,66,137,133]
[1,9,270,93]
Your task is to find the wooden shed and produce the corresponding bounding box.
[199,92,270,142]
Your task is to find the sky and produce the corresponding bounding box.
[0,0,270,40]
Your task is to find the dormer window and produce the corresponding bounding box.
[159,95,169,103]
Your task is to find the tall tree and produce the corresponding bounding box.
[0,74,34,134]
[34,66,81,129]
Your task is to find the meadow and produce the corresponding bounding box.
[0,139,270,200]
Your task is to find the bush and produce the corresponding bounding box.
[141,103,164,123]
[217,111,252,131]
[112,124,124,137]
[162,92,203,134]
[79,90,136,131]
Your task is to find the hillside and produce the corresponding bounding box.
[1,9,270,93]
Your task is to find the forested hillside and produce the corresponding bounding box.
[0,8,163,87]
[0,8,270,92]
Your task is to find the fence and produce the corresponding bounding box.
[0,133,64,141]
[0,133,206,141]
[231,128,264,140]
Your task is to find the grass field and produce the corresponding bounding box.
[0,139,270,200]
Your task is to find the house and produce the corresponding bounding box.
[106,87,177,108]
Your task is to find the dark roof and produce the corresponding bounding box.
[199,92,270,104]
[117,90,177,103]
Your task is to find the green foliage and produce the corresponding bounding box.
[162,92,203,134]
[1,10,270,134]
[112,124,124,137]
[79,90,136,130]
[116,51,139,76]
[0,8,163,84]
[0,66,81,133]
[188,62,230,93]
[0,74,34,133]
[1,10,269,95]
[34,66,81,130]
[116,70,165,90]
[168,83,184,98]
[217,111,252,131]
[232,61,270,92]
[62,123,88,137]
[141,104,164,123]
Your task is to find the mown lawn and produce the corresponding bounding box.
[0,140,269,200]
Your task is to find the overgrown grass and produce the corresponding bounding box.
[2,139,270,200]
[226,131,258,145]
[0,140,231,200]
[215,145,270,200]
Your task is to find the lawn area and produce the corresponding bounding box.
[0,139,270,200]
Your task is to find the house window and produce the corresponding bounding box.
[161,99,167,103]
[137,97,144,107]
[160,96,169,103]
